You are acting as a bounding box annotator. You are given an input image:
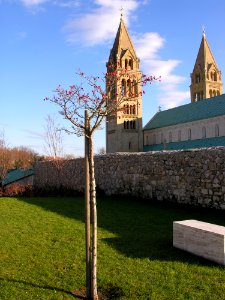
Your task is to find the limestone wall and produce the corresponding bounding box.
[34,147,225,209]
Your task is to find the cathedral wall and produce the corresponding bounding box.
[144,115,225,146]
[34,147,225,210]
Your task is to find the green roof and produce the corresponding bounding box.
[143,94,225,130]
[2,169,34,186]
[143,136,225,152]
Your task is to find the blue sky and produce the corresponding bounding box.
[1,0,225,156]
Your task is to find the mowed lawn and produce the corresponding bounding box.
[1,196,225,300]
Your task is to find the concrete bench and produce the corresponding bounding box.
[173,220,225,265]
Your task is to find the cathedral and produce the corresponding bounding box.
[106,16,224,153]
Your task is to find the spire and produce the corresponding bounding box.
[190,31,223,102]
[109,14,138,63]
[193,30,218,73]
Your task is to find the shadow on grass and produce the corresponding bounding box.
[0,277,85,299]
[18,195,225,265]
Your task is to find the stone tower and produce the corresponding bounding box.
[106,16,143,153]
[190,31,223,102]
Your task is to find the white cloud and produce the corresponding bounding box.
[20,0,47,6]
[133,33,189,108]
[20,0,79,8]
[157,90,190,109]
[64,0,189,108]
[64,0,140,45]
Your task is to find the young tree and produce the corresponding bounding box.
[45,67,158,299]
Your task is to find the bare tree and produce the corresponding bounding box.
[0,130,11,183]
[43,114,64,159]
[96,147,106,155]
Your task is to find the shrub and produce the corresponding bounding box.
[0,184,33,197]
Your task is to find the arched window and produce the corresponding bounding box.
[188,129,191,140]
[130,105,135,115]
[133,80,138,96]
[202,127,206,138]
[123,121,127,129]
[195,74,200,83]
[133,120,136,129]
[129,59,133,70]
[215,124,219,137]
[217,90,220,96]
[129,121,134,129]
[214,72,217,81]
[146,135,149,145]
[178,130,181,141]
[127,80,132,96]
[125,59,128,69]
[169,132,172,143]
[209,90,212,97]
[211,72,214,81]
[121,79,126,96]
[126,104,129,114]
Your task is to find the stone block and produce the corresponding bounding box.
[173,220,225,265]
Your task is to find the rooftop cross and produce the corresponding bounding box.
[120,6,124,20]
[202,25,206,37]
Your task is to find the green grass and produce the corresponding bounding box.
[0,196,225,300]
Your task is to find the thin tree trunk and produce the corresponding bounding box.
[85,110,91,298]
[89,136,98,300]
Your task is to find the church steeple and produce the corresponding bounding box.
[106,17,143,153]
[190,31,223,102]
[109,17,138,68]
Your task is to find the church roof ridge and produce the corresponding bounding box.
[143,94,225,130]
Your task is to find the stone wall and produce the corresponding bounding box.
[34,147,225,209]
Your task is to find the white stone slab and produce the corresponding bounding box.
[173,220,225,265]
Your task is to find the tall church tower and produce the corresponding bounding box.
[190,31,223,102]
[106,15,143,153]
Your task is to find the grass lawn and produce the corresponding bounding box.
[0,196,225,300]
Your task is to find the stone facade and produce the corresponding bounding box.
[144,114,225,147]
[190,32,223,102]
[34,147,225,210]
[106,16,143,153]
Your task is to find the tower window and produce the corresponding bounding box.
[129,59,133,70]
[195,74,200,83]
[209,90,212,97]
[121,79,126,96]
